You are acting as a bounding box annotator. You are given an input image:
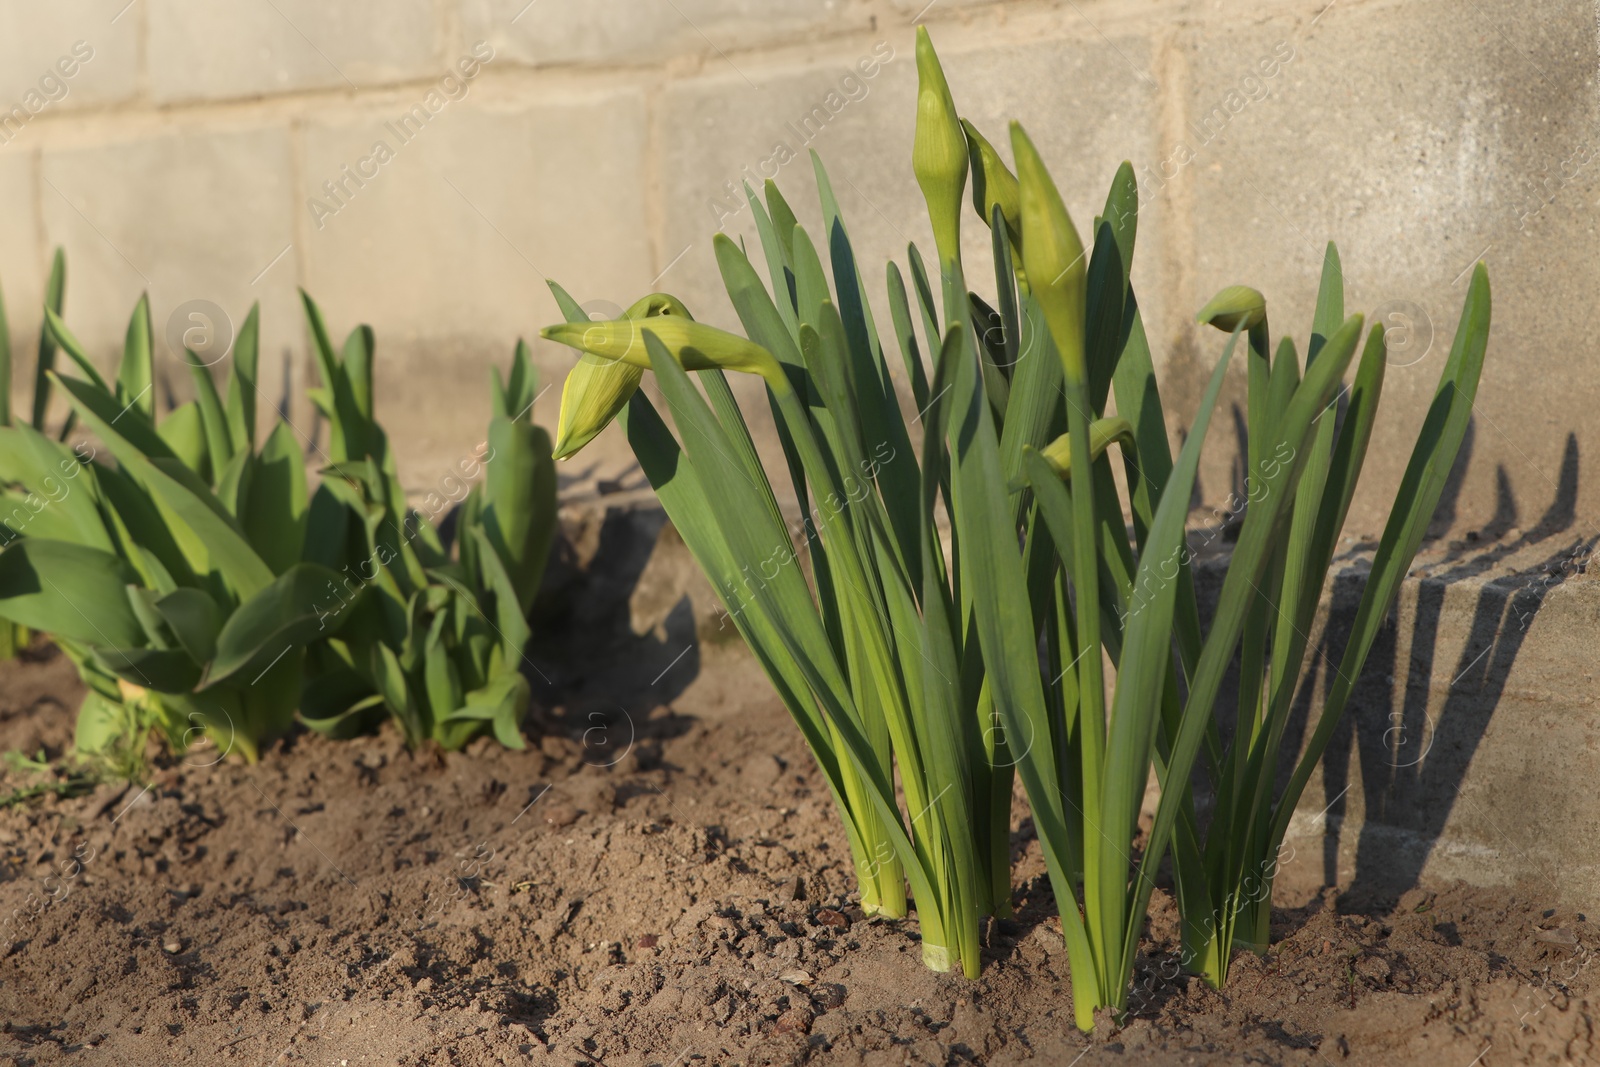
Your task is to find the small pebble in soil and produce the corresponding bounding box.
[544,804,580,828]
[162,938,182,954]
[813,908,849,931]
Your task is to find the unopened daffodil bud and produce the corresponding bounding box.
[1012,121,1087,383]
[962,119,1021,251]
[1196,286,1267,332]
[550,293,696,459]
[1011,417,1134,490]
[913,26,967,267]
[553,357,639,460]
[542,311,781,383]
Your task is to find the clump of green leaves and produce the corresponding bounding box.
[539,24,1491,1030]
[0,248,69,658]
[0,282,559,765]
[0,294,329,765]
[296,293,557,751]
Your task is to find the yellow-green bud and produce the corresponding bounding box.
[1011,417,1133,490]
[550,294,696,459]
[542,313,781,382]
[553,356,640,460]
[1011,121,1087,382]
[962,119,1021,250]
[1196,286,1267,331]
[913,26,968,267]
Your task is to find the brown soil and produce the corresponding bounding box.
[0,641,1593,1067]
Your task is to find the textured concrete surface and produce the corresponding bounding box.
[1271,530,1600,908]
[36,126,301,415]
[0,3,139,116]
[146,0,441,103]
[460,0,857,70]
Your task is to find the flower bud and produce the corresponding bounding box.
[542,310,780,382]
[1196,286,1267,332]
[1011,417,1133,489]
[553,356,641,460]
[550,293,696,460]
[962,119,1021,250]
[1011,121,1087,382]
[913,26,968,267]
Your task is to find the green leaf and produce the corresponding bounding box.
[0,538,145,646]
[241,421,309,574]
[207,562,345,685]
[158,402,210,478]
[482,416,556,615]
[117,295,155,421]
[0,424,112,551]
[93,645,201,692]
[467,525,531,660]
[225,303,261,454]
[73,690,129,755]
[55,374,273,601]
[42,305,111,394]
[155,587,221,665]
[188,356,234,479]
[30,249,65,432]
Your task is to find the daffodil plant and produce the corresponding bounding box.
[542,111,1021,970]
[541,25,1491,1028]
[914,30,1489,1027]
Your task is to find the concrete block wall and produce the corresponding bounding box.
[0,0,1593,537]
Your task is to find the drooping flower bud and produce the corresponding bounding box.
[1011,121,1087,383]
[1196,286,1267,332]
[913,26,968,268]
[542,309,780,382]
[962,119,1021,250]
[550,293,696,460]
[1011,416,1134,489]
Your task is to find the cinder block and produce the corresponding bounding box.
[1178,0,1600,537]
[37,126,301,430]
[298,88,654,493]
[0,3,140,119]
[1260,534,1600,909]
[460,0,856,70]
[148,0,441,103]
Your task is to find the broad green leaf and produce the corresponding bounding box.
[56,374,273,601]
[117,295,155,420]
[30,249,65,432]
[0,538,144,646]
[159,402,209,478]
[207,562,346,685]
[224,303,260,453]
[155,586,221,666]
[93,645,202,692]
[241,421,309,574]
[482,415,556,615]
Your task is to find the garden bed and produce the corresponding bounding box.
[0,637,1592,1067]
